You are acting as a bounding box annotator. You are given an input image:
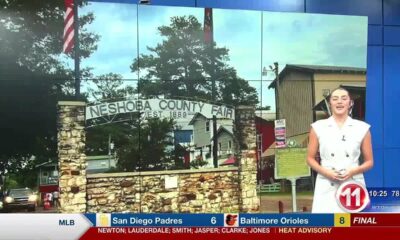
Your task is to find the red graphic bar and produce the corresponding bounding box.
[80,227,400,240]
[351,214,400,226]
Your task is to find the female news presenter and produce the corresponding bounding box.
[307,87,374,213]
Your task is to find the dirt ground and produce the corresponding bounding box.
[259,194,313,213]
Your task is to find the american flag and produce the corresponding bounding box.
[204,8,213,44]
[63,0,74,53]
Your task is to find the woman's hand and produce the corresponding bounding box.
[338,168,356,181]
[323,168,342,182]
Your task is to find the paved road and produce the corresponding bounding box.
[1,206,59,213]
[36,206,59,213]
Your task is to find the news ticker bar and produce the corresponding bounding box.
[2,214,400,240]
[87,213,400,227]
[80,227,400,240]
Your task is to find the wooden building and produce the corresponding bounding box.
[268,64,366,137]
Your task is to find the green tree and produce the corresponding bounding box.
[85,73,136,158]
[86,116,178,172]
[130,15,258,106]
[85,74,180,171]
[0,66,59,177]
[0,0,98,179]
[0,0,98,74]
[86,73,135,102]
[116,118,176,171]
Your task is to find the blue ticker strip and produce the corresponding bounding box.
[89,213,334,227]
[238,214,333,227]
[110,213,224,227]
[363,188,400,212]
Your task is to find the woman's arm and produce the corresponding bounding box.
[307,128,340,181]
[341,130,374,180]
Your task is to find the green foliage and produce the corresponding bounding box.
[0,0,98,73]
[2,159,39,190]
[4,178,19,190]
[117,118,177,171]
[0,0,98,179]
[88,14,261,172]
[86,74,182,171]
[87,117,178,172]
[0,67,59,176]
[131,15,259,106]
[189,155,208,169]
[86,73,135,101]
[5,170,37,190]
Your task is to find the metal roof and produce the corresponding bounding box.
[268,64,366,89]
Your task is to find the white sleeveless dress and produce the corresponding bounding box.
[311,116,370,213]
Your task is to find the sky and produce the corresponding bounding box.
[77,2,368,112]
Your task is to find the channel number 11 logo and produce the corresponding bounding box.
[336,181,370,213]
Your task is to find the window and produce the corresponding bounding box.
[206,120,210,132]
[206,145,212,159]
[228,141,232,150]
[218,142,222,150]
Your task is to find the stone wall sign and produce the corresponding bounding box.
[165,176,178,189]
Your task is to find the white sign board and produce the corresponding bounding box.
[86,99,235,121]
[274,148,311,179]
[165,176,178,189]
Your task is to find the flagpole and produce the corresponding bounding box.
[74,0,80,98]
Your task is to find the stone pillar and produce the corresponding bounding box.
[57,101,87,213]
[235,106,259,213]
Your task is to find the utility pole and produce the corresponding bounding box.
[212,53,218,168]
[73,0,80,99]
[108,134,112,169]
[271,62,285,192]
[210,19,218,169]
[212,115,218,168]
[273,62,280,120]
[204,8,218,168]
